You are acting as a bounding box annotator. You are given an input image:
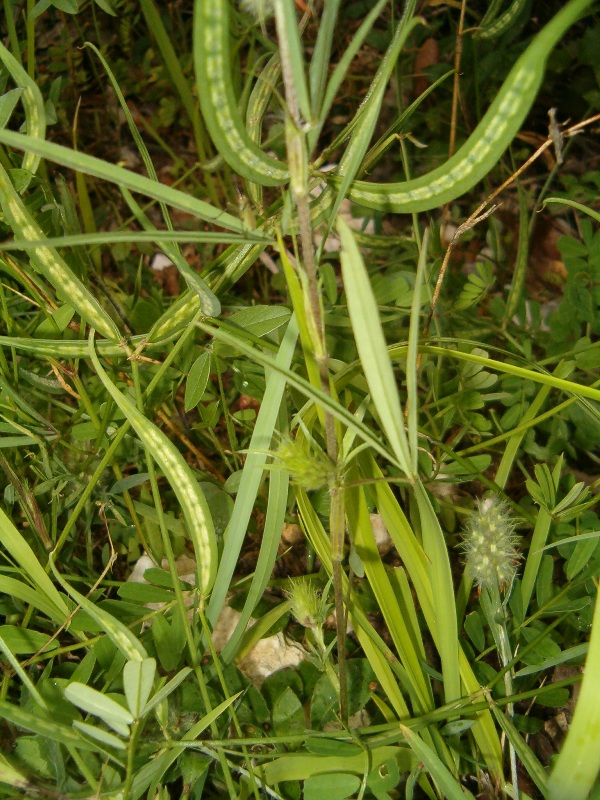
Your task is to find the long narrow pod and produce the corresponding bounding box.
[332,0,594,213]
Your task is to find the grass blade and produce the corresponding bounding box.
[548,587,600,800]
[0,507,68,617]
[338,216,413,477]
[400,725,476,800]
[274,0,311,123]
[205,316,299,628]
[0,161,121,341]
[0,129,248,232]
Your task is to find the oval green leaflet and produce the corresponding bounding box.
[195,0,289,186]
[334,0,594,213]
[88,334,217,596]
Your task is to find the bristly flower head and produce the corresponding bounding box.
[274,435,338,492]
[461,496,521,591]
[285,579,329,629]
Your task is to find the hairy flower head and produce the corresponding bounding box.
[285,579,329,629]
[274,436,337,492]
[461,496,521,591]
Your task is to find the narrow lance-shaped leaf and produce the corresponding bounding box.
[0,128,251,232]
[338,215,413,477]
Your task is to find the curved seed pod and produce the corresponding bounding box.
[89,336,217,596]
[0,163,121,341]
[479,0,505,29]
[194,0,289,186]
[246,53,282,205]
[477,0,528,40]
[0,41,45,179]
[333,0,593,213]
[0,334,166,358]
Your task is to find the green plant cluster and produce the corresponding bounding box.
[0,1,599,799]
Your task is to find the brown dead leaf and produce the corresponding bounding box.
[413,37,439,98]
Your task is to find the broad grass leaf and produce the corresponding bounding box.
[0,700,97,751]
[263,746,411,784]
[89,336,217,595]
[0,625,58,655]
[0,576,65,623]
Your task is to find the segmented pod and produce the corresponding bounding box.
[89,336,217,595]
[0,334,165,359]
[246,53,282,205]
[195,0,289,186]
[336,0,593,213]
[0,41,45,179]
[0,163,121,341]
[477,0,527,40]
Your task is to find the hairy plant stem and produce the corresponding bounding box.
[482,583,519,799]
[275,0,348,722]
[293,180,348,723]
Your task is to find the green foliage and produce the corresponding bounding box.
[0,0,598,798]
[547,220,600,350]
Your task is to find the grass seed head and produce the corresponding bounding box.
[285,579,329,628]
[462,496,521,591]
[274,436,337,492]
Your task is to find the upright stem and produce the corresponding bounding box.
[275,0,348,721]
[484,583,519,800]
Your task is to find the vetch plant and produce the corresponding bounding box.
[0,0,597,796]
